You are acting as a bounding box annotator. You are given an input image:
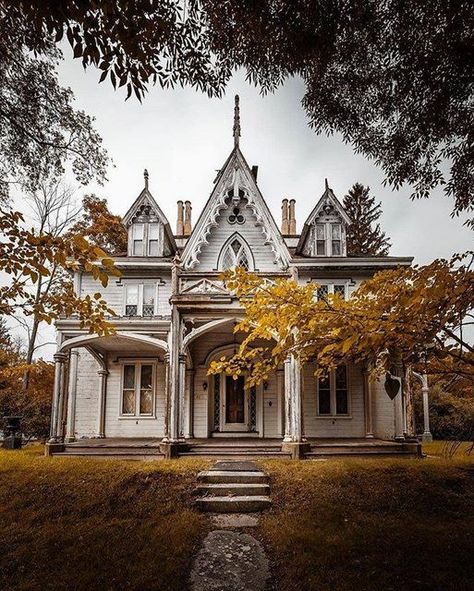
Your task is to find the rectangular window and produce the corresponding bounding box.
[331,224,341,256]
[316,224,326,255]
[132,224,144,256]
[335,366,349,415]
[125,285,138,316]
[317,366,349,416]
[142,284,155,317]
[122,365,136,414]
[333,284,346,299]
[121,362,154,416]
[148,224,159,256]
[318,374,331,415]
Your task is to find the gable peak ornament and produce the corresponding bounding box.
[233,95,241,147]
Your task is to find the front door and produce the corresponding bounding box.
[223,375,247,431]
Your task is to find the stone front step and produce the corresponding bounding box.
[197,470,269,485]
[196,495,271,513]
[196,482,270,497]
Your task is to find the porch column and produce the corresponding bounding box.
[277,367,284,438]
[412,371,432,443]
[363,367,374,439]
[163,353,170,442]
[178,353,186,441]
[186,368,195,438]
[65,350,79,443]
[48,352,67,444]
[168,306,182,442]
[97,367,109,438]
[282,355,309,458]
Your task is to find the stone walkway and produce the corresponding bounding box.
[190,461,271,591]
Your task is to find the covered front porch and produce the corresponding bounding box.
[56,436,421,459]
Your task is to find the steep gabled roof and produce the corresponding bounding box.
[296,180,351,255]
[123,172,177,253]
[181,144,291,270]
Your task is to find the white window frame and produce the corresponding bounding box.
[316,366,351,418]
[313,280,350,301]
[312,221,345,257]
[119,360,157,419]
[123,283,159,317]
[217,234,255,271]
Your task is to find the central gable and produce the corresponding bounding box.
[181,147,290,271]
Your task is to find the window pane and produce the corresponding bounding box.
[332,240,341,255]
[316,240,326,255]
[122,390,135,414]
[318,391,331,414]
[143,285,155,316]
[140,365,152,389]
[317,285,329,300]
[140,389,153,414]
[334,284,346,299]
[149,224,159,240]
[336,389,348,414]
[123,365,135,389]
[126,285,138,315]
[316,224,325,239]
[332,224,341,239]
[148,240,159,256]
[139,365,153,415]
[335,366,348,414]
[133,240,143,255]
[133,224,144,239]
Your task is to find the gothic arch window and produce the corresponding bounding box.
[218,234,254,271]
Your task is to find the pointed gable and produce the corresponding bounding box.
[181,146,290,271]
[123,170,176,257]
[296,180,351,257]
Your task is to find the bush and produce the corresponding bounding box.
[415,383,474,441]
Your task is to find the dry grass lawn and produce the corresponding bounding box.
[0,446,210,591]
[1,443,473,591]
[259,447,474,591]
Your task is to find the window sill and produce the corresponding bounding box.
[118,415,157,420]
[316,415,352,420]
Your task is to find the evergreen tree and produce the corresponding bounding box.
[343,184,391,256]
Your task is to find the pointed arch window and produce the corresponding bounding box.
[219,236,253,271]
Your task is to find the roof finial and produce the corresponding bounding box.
[144,169,149,189]
[233,95,240,147]
[325,178,329,191]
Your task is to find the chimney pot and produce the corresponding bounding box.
[176,201,184,236]
[288,199,296,235]
[281,199,289,235]
[184,201,192,236]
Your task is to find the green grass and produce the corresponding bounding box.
[0,446,211,591]
[258,452,474,591]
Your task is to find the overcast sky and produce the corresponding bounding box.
[9,54,473,359]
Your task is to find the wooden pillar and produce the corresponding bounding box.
[49,352,67,443]
[162,353,170,442]
[277,367,284,438]
[282,355,309,458]
[65,350,79,443]
[363,367,374,439]
[186,368,195,438]
[178,353,186,441]
[283,358,292,442]
[97,366,109,438]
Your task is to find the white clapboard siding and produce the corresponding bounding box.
[193,202,280,272]
[302,363,366,438]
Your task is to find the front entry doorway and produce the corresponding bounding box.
[225,375,246,426]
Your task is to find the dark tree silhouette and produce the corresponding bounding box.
[343,183,391,257]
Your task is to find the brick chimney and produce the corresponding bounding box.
[288,199,296,234]
[184,200,192,236]
[176,201,184,235]
[281,198,289,234]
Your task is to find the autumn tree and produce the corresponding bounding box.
[2,2,473,221]
[67,195,128,255]
[343,183,391,256]
[210,255,474,435]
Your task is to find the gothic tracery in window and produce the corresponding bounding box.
[220,237,252,271]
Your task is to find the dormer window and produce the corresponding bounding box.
[309,221,345,257]
[148,223,159,256]
[132,224,144,256]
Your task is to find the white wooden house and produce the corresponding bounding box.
[47,97,418,458]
